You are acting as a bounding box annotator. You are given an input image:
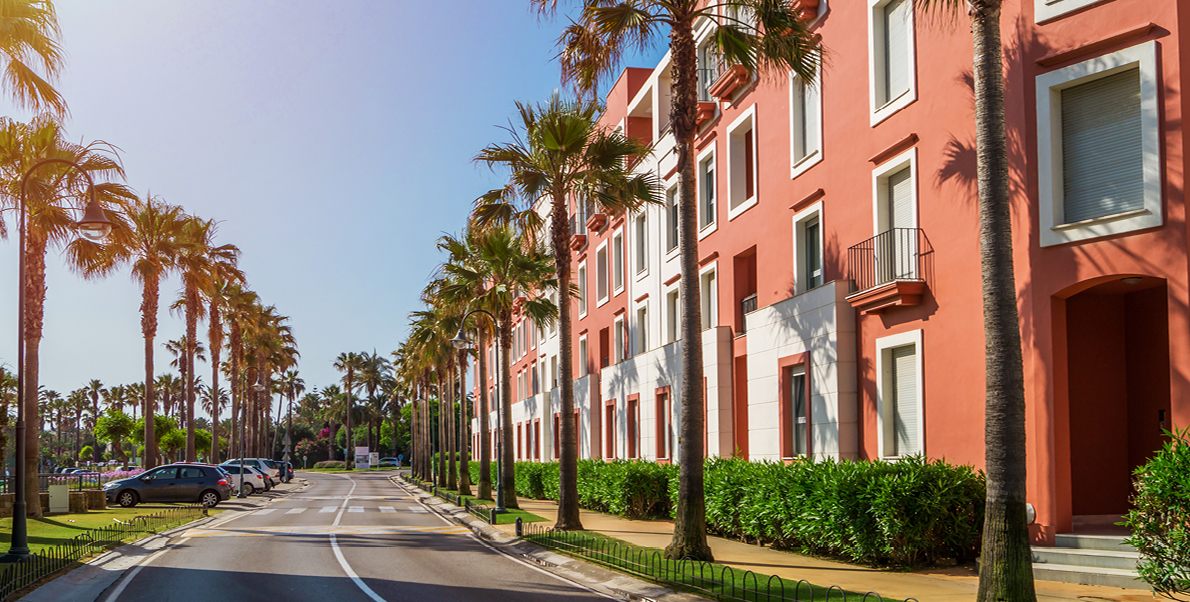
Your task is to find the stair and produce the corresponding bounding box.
[1032,533,1146,590]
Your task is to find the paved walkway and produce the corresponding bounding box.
[492,498,1155,602]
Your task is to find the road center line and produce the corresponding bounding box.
[330,534,387,602]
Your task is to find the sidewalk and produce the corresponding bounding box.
[492,498,1155,602]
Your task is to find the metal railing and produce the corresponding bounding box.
[0,504,204,599]
[522,524,918,602]
[401,473,497,524]
[1,473,105,494]
[739,294,758,334]
[847,228,930,295]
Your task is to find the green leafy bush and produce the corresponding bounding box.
[313,460,346,469]
[1125,426,1190,598]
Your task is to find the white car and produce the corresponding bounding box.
[219,464,269,495]
[221,459,280,487]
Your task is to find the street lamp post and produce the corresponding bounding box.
[451,308,504,513]
[1,159,114,563]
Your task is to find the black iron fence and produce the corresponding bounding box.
[0,473,105,495]
[0,504,204,599]
[522,524,918,602]
[400,473,496,525]
[847,228,930,295]
[739,294,758,334]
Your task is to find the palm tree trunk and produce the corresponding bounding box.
[477,330,492,500]
[22,238,50,517]
[185,284,198,462]
[552,192,583,529]
[345,373,353,467]
[209,304,221,463]
[141,277,160,471]
[498,307,518,509]
[436,370,445,487]
[447,365,457,491]
[970,4,1036,601]
[458,351,472,497]
[665,15,712,562]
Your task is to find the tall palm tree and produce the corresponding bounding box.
[203,269,243,464]
[334,352,364,465]
[475,94,658,530]
[535,0,819,559]
[320,384,343,460]
[278,369,305,461]
[916,1,1033,600]
[85,379,104,462]
[0,0,68,116]
[2,116,136,514]
[75,196,187,471]
[67,388,87,462]
[222,284,257,459]
[199,384,228,461]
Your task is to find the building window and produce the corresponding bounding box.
[666,288,681,343]
[550,355,558,389]
[871,148,919,284]
[791,65,822,178]
[868,0,916,125]
[793,202,825,294]
[627,396,639,459]
[700,265,718,331]
[636,305,648,355]
[534,420,541,460]
[604,400,616,459]
[531,362,539,395]
[698,41,723,102]
[613,316,625,364]
[876,329,923,459]
[612,230,625,294]
[666,185,679,252]
[1035,0,1105,23]
[655,390,671,460]
[596,243,609,305]
[699,151,716,230]
[781,364,810,458]
[579,335,588,377]
[727,105,758,218]
[553,413,561,459]
[1036,41,1160,247]
[577,262,588,317]
[634,213,648,274]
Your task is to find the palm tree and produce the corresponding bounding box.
[915,1,1033,600]
[85,379,104,462]
[76,196,186,470]
[67,388,87,463]
[278,369,305,461]
[334,352,364,466]
[1,116,136,514]
[475,94,658,530]
[320,384,343,460]
[0,0,68,116]
[535,0,819,559]
[199,384,228,461]
[222,284,258,459]
[203,268,243,465]
[0,367,15,470]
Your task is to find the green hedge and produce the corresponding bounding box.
[313,460,346,469]
[1125,427,1190,597]
[469,455,983,566]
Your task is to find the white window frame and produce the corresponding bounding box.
[697,142,718,238]
[871,147,918,235]
[699,261,719,331]
[634,211,649,278]
[596,241,610,307]
[792,201,825,295]
[790,65,823,179]
[550,355,558,389]
[665,182,681,257]
[726,104,759,220]
[577,261,588,318]
[612,228,625,295]
[875,329,924,460]
[613,315,625,364]
[1037,41,1160,247]
[665,286,681,344]
[635,303,649,355]
[579,334,589,377]
[1035,0,1106,23]
[867,0,917,126]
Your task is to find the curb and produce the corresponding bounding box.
[387,477,704,602]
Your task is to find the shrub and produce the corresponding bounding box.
[313,461,346,469]
[1125,426,1190,598]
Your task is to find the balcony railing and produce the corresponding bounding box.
[570,212,587,236]
[739,294,758,334]
[847,228,929,294]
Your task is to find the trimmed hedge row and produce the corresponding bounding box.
[313,460,346,469]
[469,455,984,566]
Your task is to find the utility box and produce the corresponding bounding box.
[48,484,69,514]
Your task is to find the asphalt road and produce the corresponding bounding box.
[100,471,609,602]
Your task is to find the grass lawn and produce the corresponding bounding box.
[423,487,547,525]
[0,507,217,555]
[522,530,906,602]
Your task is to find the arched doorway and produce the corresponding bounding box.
[1059,276,1171,527]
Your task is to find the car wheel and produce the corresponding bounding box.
[117,490,138,508]
[240,484,253,497]
[200,490,220,508]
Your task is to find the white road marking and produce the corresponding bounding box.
[181,525,468,538]
[379,506,395,513]
[348,506,364,513]
[254,508,276,515]
[319,506,337,513]
[284,507,306,514]
[410,507,428,513]
[331,534,387,602]
[101,539,181,602]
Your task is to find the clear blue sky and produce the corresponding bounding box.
[0,1,664,417]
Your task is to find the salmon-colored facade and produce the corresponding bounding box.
[473,0,1186,550]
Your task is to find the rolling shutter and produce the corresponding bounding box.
[884,0,911,104]
[1061,68,1143,224]
[891,345,918,456]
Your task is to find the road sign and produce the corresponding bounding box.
[282,434,291,445]
[282,445,290,453]
[283,452,290,461]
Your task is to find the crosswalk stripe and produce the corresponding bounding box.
[379,506,395,513]
[319,507,336,513]
[181,525,469,538]
[348,506,364,513]
[410,507,428,513]
[285,508,306,515]
[254,509,276,515]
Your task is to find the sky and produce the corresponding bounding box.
[0,1,665,419]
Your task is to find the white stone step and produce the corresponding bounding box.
[1032,546,1140,571]
[1054,533,1135,552]
[1031,563,1144,590]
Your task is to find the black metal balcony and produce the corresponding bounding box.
[846,228,932,314]
[739,294,758,334]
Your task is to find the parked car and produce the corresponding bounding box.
[378,457,400,467]
[278,462,294,483]
[218,464,268,495]
[221,459,279,487]
[104,463,232,508]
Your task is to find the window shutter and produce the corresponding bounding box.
[1061,68,1143,224]
[891,345,918,456]
[887,167,912,230]
[884,0,911,104]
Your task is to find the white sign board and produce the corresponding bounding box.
[354,446,370,470]
[48,484,69,513]
[369,452,379,467]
